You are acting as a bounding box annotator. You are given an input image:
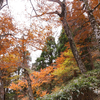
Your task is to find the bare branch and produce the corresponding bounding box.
[0,0,8,10]
[31,0,64,18]
[32,10,60,17]
[0,0,3,8]
[0,33,12,38]
[92,2,100,11]
[29,0,38,17]
[48,0,62,6]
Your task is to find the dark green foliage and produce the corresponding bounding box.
[56,29,68,57]
[35,57,46,70]
[5,90,17,100]
[80,46,92,70]
[35,29,68,71]
[35,36,57,70]
[79,35,94,70]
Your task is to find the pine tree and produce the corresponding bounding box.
[56,29,68,57]
[35,36,57,70]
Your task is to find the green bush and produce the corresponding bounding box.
[36,69,100,100]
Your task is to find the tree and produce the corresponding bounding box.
[9,66,54,99]
[31,0,87,73]
[0,12,17,100]
[35,36,57,70]
[52,48,79,84]
[18,35,34,100]
[79,36,94,70]
[46,0,87,73]
[0,54,20,100]
[1,0,100,99]
[68,0,95,70]
[81,0,100,51]
[56,29,68,57]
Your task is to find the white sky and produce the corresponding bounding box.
[7,0,44,64]
[8,0,31,28]
[7,0,62,64]
[1,0,72,64]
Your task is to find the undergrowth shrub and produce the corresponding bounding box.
[37,69,100,100]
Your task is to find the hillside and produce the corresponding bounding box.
[36,69,100,100]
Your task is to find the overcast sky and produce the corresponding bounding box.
[7,0,42,64]
[8,0,62,64]
[2,0,69,64]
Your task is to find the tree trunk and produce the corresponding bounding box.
[87,47,95,70]
[59,1,87,73]
[63,20,87,73]
[21,35,34,100]
[14,94,18,100]
[48,0,87,73]
[0,70,4,100]
[25,69,34,100]
[83,0,100,51]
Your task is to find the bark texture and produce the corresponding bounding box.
[25,69,34,100]
[83,0,100,51]
[52,0,87,73]
[63,21,87,73]
[0,70,4,100]
[62,19,86,72]
[22,35,34,100]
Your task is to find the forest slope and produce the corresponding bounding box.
[36,68,100,100]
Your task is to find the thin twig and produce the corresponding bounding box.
[48,0,62,6]
[32,10,59,17]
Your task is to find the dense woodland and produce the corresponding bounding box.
[0,0,100,100]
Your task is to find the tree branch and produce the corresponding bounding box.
[0,33,12,38]
[32,10,60,17]
[29,0,38,17]
[31,0,65,18]
[92,2,100,11]
[0,0,8,10]
[48,0,62,6]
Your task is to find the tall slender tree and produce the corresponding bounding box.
[47,0,87,73]
[35,36,57,70]
[20,35,34,100]
[81,0,100,51]
[56,29,68,57]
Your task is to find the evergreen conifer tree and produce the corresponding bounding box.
[56,29,68,57]
[35,36,57,70]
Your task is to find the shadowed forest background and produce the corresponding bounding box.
[0,0,100,100]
